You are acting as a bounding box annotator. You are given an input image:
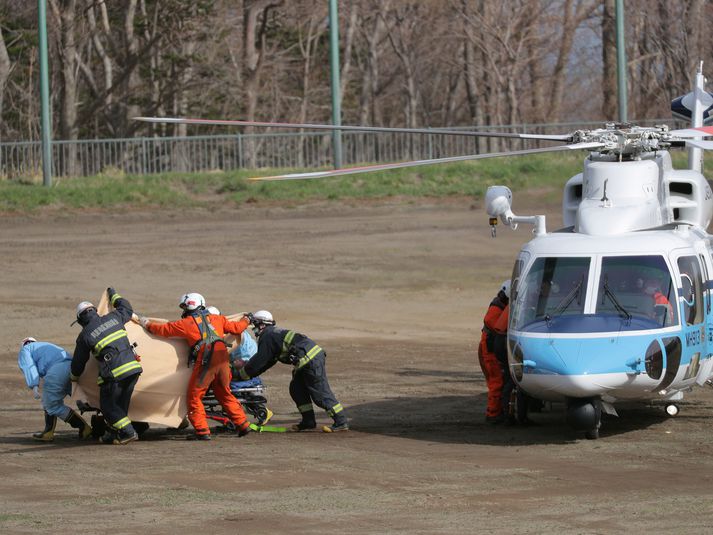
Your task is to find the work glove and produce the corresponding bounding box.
[245,312,255,324]
[32,386,40,399]
[138,316,151,329]
[107,287,116,299]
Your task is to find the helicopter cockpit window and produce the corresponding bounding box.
[512,257,590,330]
[677,256,703,326]
[595,255,677,328]
[509,255,528,311]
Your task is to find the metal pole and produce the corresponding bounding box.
[328,0,342,169]
[38,0,52,186]
[615,0,627,123]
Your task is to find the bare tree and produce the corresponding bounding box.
[0,25,12,143]
[48,0,82,175]
[241,0,282,166]
[548,0,599,121]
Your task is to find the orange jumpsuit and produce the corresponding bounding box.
[653,291,674,324]
[147,314,251,437]
[478,296,507,419]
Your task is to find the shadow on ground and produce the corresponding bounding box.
[347,392,673,446]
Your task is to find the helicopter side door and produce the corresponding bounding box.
[693,245,713,384]
[671,253,707,390]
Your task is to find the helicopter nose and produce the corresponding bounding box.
[512,334,656,398]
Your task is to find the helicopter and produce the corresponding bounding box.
[135,64,713,439]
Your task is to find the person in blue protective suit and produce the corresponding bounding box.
[18,337,92,442]
[233,310,348,432]
[72,288,142,445]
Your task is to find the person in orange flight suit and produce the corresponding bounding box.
[643,278,674,325]
[138,292,251,440]
[493,303,514,420]
[478,280,510,424]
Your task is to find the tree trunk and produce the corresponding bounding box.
[550,0,598,121]
[50,0,80,176]
[242,0,282,167]
[0,26,11,143]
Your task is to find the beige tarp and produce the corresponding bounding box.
[70,292,242,428]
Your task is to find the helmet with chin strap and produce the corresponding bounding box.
[500,280,511,299]
[74,301,96,326]
[251,309,275,336]
[179,292,205,315]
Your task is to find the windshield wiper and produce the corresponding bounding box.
[601,276,632,321]
[550,275,584,318]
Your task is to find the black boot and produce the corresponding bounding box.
[99,430,117,444]
[64,409,93,440]
[290,410,316,432]
[114,424,139,445]
[32,411,56,442]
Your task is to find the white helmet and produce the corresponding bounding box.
[251,310,275,336]
[253,310,274,325]
[21,337,37,348]
[206,306,220,315]
[500,280,511,299]
[76,301,96,319]
[179,292,205,312]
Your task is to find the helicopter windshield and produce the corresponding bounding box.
[512,257,591,330]
[595,255,677,328]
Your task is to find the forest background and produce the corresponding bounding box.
[0,0,710,148]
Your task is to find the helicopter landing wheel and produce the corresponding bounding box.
[665,403,679,417]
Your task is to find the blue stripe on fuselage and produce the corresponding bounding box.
[511,334,653,375]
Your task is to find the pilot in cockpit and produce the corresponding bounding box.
[643,277,674,325]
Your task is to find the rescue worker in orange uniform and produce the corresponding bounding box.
[478,280,509,424]
[644,278,674,325]
[138,293,252,441]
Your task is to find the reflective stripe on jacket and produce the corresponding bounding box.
[72,294,141,384]
[239,326,325,380]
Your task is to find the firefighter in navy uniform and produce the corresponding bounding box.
[71,288,142,445]
[234,310,349,433]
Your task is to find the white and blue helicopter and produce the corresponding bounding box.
[136,65,713,439]
[483,65,713,438]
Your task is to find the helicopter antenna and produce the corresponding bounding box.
[600,179,609,203]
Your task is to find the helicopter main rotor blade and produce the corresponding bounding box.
[133,116,573,142]
[669,126,713,138]
[685,139,713,150]
[248,142,606,181]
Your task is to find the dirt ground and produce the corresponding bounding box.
[2,197,713,534]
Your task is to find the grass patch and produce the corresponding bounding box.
[0,513,35,524]
[0,151,705,213]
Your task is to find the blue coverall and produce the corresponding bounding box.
[18,342,73,420]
